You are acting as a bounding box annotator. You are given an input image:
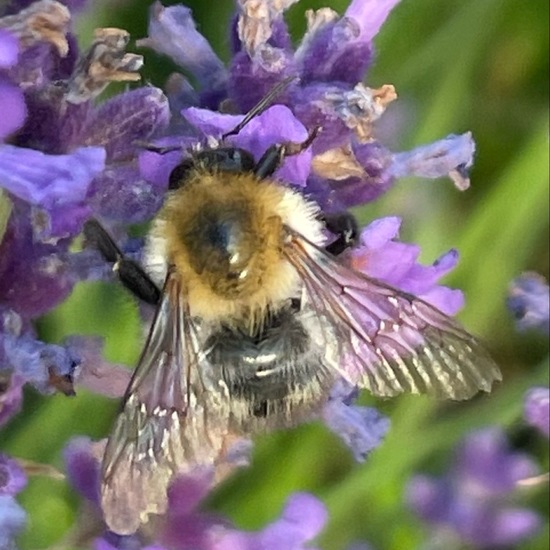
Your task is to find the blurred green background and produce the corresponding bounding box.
[1,0,548,548]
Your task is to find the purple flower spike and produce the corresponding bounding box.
[350,217,464,315]
[0,455,27,496]
[323,381,390,461]
[389,132,475,191]
[407,428,542,548]
[524,387,550,438]
[507,273,550,334]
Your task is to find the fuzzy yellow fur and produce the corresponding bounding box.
[155,169,311,330]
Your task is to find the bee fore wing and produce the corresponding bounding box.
[283,230,502,400]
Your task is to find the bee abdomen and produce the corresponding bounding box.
[206,312,335,431]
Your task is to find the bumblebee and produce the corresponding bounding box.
[84,83,501,534]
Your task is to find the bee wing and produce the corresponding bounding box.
[283,229,502,400]
[101,270,230,535]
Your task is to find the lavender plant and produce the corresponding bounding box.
[0,0,548,548]
[406,275,549,549]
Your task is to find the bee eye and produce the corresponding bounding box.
[168,159,194,190]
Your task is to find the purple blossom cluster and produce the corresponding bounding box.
[406,273,549,549]
[0,0,494,546]
[138,0,474,210]
[64,437,328,550]
[407,428,542,548]
[511,274,550,492]
[0,0,169,410]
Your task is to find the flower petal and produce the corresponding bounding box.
[0,372,23,428]
[64,437,100,504]
[0,495,26,549]
[0,144,105,208]
[323,382,390,461]
[0,29,19,69]
[0,79,26,140]
[69,336,131,399]
[346,0,401,43]
[0,455,27,496]
[389,133,475,190]
[456,428,539,493]
[139,2,227,107]
[82,87,169,162]
[87,164,164,223]
[507,273,550,334]
[350,217,463,314]
[183,105,312,186]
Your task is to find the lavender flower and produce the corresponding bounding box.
[65,437,327,549]
[0,454,27,496]
[0,495,26,550]
[524,387,550,438]
[407,428,542,548]
[507,273,550,334]
[322,380,390,461]
[213,492,327,550]
[510,275,549,442]
[349,216,464,315]
[139,0,475,212]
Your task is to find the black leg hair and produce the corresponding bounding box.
[322,212,359,256]
[83,219,161,305]
[253,126,321,179]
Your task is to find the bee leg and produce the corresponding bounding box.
[253,126,321,179]
[322,212,358,256]
[83,219,161,305]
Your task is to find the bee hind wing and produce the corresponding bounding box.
[100,271,229,535]
[283,229,502,400]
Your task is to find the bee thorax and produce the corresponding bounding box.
[147,170,323,323]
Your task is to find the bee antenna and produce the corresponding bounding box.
[222,75,298,140]
[133,140,182,155]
